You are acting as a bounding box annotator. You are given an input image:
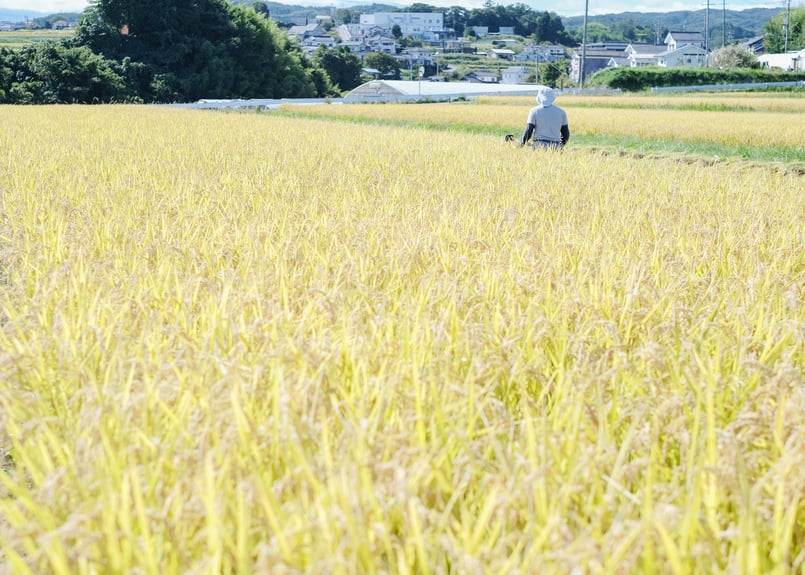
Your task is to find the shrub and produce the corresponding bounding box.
[588,66,805,91]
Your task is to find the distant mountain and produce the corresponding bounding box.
[0,7,49,23]
[562,7,780,40]
[230,1,403,21]
[239,2,780,41]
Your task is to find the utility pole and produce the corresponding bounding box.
[784,0,791,52]
[580,0,589,89]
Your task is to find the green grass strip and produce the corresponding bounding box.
[572,134,805,164]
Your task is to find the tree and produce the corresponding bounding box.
[535,59,568,87]
[444,6,467,36]
[364,51,401,80]
[709,44,760,69]
[764,7,805,53]
[312,45,362,92]
[0,42,135,104]
[75,0,322,101]
[251,2,269,18]
[335,9,359,25]
[391,24,402,39]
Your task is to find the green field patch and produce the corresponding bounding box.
[0,29,74,49]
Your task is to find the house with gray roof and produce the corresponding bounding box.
[624,43,667,67]
[570,48,624,83]
[664,31,706,51]
[489,48,516,60]
[741,36,765,55]
[501,66,531,84]
[656,44,708,68]
[463,69,500,83]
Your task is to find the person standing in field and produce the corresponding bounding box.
[519,87,570,150]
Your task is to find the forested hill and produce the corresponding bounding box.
[562,7,780,40]
[229,1,400,21]
[233,2,779,42]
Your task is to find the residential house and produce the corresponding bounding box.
[517,44,567,64]
[576,33,707,79]
[289,24,336,51]
[570,46,626,83]
[489,48,515,60]
[758,49,805,71]
[655,44,708,67]
[624,43,667,67]
[664,31,705,51]
[397,48,437,72]
[501,66,531,84]
[741,36,765,55]
[462,69,499,83]
[606,56,631,68]
[304,35,337,49]
[446,39,474,54]
[335,25,365,53]
[287,23,319,38]
[365,33,397,55]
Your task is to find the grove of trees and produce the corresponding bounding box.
[1,0,333,103]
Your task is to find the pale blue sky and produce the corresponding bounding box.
[0,0,787,19]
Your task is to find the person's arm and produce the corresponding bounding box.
[560,124,570,146]
[520,123,534,147]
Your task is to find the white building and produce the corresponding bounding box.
[664,31,706,51]
[359,12,444,39]
[656,44,708,68]
[501,66,531,84]
[624,43,667,67]
[758,50,805,71]
[344,80,549,102]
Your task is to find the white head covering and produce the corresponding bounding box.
[537,87,557,107]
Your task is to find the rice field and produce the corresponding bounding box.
[0,96,804,574]
[281,92,805,158]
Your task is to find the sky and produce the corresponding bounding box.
[0,0,785,19]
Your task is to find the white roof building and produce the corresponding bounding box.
[359,12,444,39]
[344,80,549,102]
[501,66,531,84]
[758,50,805,71]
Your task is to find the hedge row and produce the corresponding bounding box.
[588,67,805,91]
